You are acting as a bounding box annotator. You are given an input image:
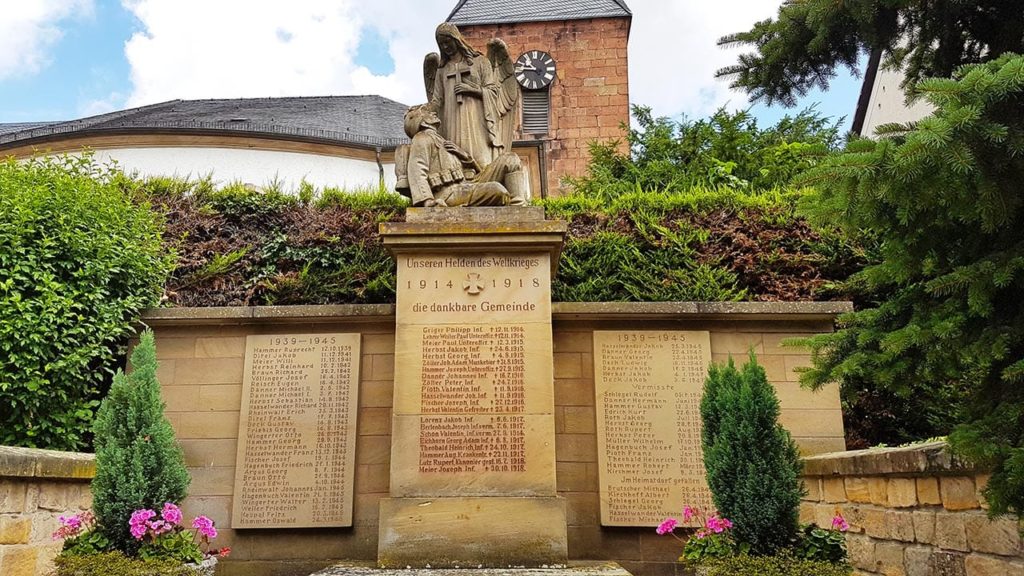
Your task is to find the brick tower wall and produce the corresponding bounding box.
[457,17,631,195]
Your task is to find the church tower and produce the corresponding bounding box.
[446,0,632,195]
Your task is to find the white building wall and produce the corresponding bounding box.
[84,146,398,192]
[861,66,934,137]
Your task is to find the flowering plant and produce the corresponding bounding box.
[795,513,848,563]
[130,503,230,564]
[53,511,110,556]
[657,506,749,564]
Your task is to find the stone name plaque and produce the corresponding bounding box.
[390,251,556,496]
[232,333,360,528]
[594,330,713,527]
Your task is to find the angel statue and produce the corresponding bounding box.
[423,23,519,168]
[397,23,525,207]
[485,38,520,155]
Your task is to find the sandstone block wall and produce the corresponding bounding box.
[458,17,631,193]
[0,446,94,576]
[801,442,1024,576]
[142,302,846,576]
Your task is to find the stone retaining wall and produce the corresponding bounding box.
[141,301,848,576]
[800,442,1024,576]
[0,446,94,576]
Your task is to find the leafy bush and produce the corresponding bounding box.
[795,54,1024,514]
[701,354,803,554]
[794,521,847,563]
[150,179,863,306]
[699,552,852,576]
[0,155,173,450]
[566,106,840,199]
[54,551,197,576]
[91,331,189,553]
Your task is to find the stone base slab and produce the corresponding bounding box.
[313,561,629,576]
[377,497,568,568]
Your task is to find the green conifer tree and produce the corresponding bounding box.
[701,354,803,554]
[717,1,1024,107]
[796,54,1024,515]
[91,331,189,552]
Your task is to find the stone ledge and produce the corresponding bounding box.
[312,561,631,576]
[0,446,94,480]
[552,301,853,321]
[140,301,852,325]
[803,442,977,477]
[141,304,397,325]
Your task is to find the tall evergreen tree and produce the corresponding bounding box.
[92,331,190,552]
[701,354,803,554]
[796,55,1024,514]
[717,1,1024,107]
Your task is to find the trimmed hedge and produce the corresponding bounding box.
[700,553,851,576]
[54,551,199,576]
[147,181,863,307]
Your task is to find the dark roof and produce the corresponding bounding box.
[446,0,631,25]
[0,95,410,151]
[852,48,883,136]
[0,122,57,136]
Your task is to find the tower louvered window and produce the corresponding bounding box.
[521,88,550,135]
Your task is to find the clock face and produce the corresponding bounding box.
[515,50,556,90]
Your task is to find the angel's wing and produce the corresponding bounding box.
[486,38,514,77]
[423,52,441,101]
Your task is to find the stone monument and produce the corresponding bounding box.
[378,206,567,567]
[379,24,572,567]
[395,24,527,208]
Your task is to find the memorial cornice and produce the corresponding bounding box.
[139,301,852,325]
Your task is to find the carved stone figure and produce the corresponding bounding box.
[395,105,526,207]
[423,23,520,169]
[485,38,520,154]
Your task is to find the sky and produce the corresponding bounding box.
[0,0,864,130]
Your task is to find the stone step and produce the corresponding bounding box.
[310,561,632,576]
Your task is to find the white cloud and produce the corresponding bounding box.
[121,0,452,108]
[627,0,782,120]
[118,0,782,119]
[0,0,94,80]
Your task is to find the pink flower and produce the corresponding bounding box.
[52,514,86,540]
[192,515,218,539]
[656,518,678,535]
[832,514,849,532]
[682,506,696,522]
[217,547,232,558]
[147,519,174,535]
[59,514,83,530]
[705,515,732,534]
[129,509,157,540]
[161,503,183,526]
[130,522,148,540]
[693,529,708,540]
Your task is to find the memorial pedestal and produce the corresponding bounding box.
[378,207,568,568]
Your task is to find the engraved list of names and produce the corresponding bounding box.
[232,333,360,528]
[390,252,557,497]
[594,330,713,526]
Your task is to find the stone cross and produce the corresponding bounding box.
[446,61,473,104]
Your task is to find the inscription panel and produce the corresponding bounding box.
[391,251,557,496]
[395,253,550,324]
[393,323,552,415]
[232,333,360,528]
[594,330,713,527]
[390,414,556,496]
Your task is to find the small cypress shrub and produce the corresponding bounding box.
[701,353,803,554]
[91,331,189,553]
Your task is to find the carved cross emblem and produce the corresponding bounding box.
[446,62,473,104]
[463,273,485,295]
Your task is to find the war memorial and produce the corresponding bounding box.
[107,20,849,576]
